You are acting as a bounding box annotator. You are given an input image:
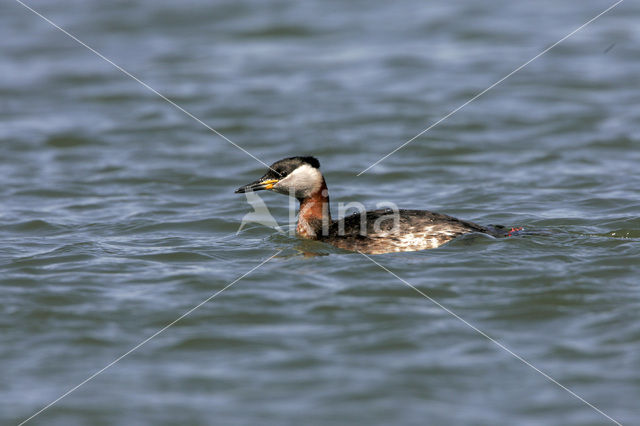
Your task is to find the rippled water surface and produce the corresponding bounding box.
[2,0,639,424]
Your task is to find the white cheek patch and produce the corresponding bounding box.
[274,164,322,198]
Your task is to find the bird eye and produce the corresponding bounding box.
[279,171,287,178]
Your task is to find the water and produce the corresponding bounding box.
[1,0,639,424]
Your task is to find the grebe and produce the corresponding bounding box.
[235,156,517,254]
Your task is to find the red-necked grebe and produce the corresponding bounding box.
[235,156,519,254]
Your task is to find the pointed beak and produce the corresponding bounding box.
[234,178,280,193]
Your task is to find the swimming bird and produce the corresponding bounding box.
[235,156,517,254]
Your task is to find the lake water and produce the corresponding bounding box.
[1,0,639,424]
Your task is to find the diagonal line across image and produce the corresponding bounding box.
[12,0,627,424]
[359,251,622,426]
[357,0,624,175]
[18,250,282,426]
[14,0,275,172]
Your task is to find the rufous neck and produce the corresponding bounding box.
[296,178,331,239]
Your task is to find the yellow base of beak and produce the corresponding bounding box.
[262,179,279,190]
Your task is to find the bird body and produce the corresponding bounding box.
[236,156,513,254]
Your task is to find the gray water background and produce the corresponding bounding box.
[1,0,639,424]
